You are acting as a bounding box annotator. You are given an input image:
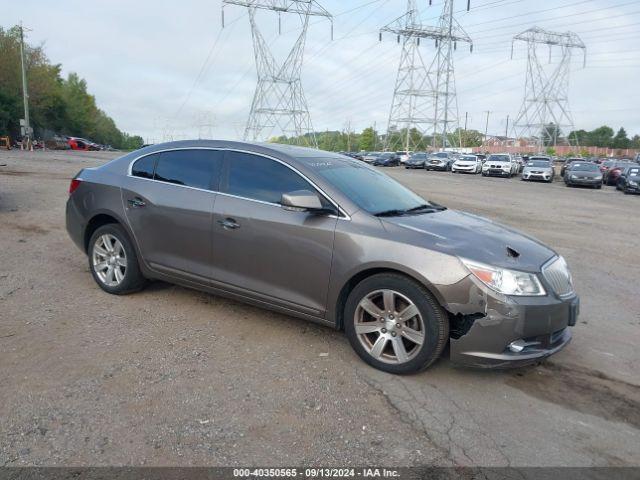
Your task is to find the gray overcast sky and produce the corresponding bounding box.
[7,0,640,143]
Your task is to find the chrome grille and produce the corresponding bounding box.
[543,256,574,298]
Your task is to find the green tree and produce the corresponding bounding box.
[447,128,483,148]
[0,25,140,148]
[359,126,377,151]
[612,127,630,149]
[587,125,614,147]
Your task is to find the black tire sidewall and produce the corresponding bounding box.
[88,224,145,295]
[344,274,448,374]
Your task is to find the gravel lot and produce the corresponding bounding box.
[1,150,639,467]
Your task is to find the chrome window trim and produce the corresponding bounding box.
[126,147,350,220]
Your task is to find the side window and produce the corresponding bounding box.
[225,151,314,204]
[154,149,222,190]
[131,154,157,179]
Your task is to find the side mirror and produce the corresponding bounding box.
[281,190,324,212]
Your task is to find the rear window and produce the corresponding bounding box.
[154,149,222,190]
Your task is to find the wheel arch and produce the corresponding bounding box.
[333,266,447,331]
[83,210,136,254]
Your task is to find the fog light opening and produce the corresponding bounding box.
[508,339,541,353]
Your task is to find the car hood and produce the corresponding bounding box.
[485,161,511,166]
[381,210,555,272]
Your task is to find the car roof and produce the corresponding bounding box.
[110,139,362,177]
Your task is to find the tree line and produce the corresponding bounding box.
[271,127,486,152]
[274,123,640,152]
[0,26,143,149]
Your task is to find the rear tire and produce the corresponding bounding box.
[344,273,449,374]
[88,224,148,295]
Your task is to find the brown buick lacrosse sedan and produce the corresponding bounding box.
[66,140,578,374]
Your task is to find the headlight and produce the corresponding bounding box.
[460,258,546,296]
[571,174,577,179]
[629,180,638,186]
[595,176,602,181]
[502,165,510,170]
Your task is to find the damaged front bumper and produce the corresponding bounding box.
[439,276,578,368]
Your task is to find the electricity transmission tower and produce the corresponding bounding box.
[380,0,472,152]
[511,27,586,149]
[222,1,332,147]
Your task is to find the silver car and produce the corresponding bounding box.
[522,156,555,183]
[66,141,578,374]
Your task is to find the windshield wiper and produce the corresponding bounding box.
[406,203,446,213]
[374,203,447,217]
[374,209,408,217]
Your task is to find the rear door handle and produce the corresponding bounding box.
[217,218,240,230]
[127,197,146,208]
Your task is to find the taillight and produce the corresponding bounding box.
[69,178,82,195]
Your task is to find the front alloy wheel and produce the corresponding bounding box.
[344,273,449,374]
[354,289,425,364]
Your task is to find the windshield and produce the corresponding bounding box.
[571,163,599,172]
[433,152,449,158]
[310,159,430,214]
[459,156,477,162]
[379,153,393,158]
[527,160,551,167]
[411,153,427,159]
[488,155,510,162]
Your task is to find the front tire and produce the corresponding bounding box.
[88,224,147,295]
[344,273,449,374]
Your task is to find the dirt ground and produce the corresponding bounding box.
[0,149,639,467]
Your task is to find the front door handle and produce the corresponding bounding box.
[127,197,146,208]
[217,218,240,230]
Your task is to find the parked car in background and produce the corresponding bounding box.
[68,137,101,151]
[396,151,413,163]
[560,158,586,177]
[513,155,525,173]
[343,152,364,161]
[452,155,482,174]
[404,152,428,169]
[522,157,555,183]
[564,162,603,188]
[475,154,487,163]
[425,151,454,171]
[362,152,381,163]
[616,165,640,194]
[372,152,401,167]
[599,159,618,176]
[66,140,578,373]
[603,162,635,186]
[481,153,519,178]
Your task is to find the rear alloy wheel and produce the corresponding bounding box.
[344,274,448,374]
[88,224,147,295]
